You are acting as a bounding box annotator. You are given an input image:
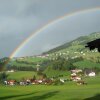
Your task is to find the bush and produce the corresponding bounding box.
[0,72,8,84]
[53,79,64,85]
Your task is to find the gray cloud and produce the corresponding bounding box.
[14,10,100,57]
[0,0,100,58]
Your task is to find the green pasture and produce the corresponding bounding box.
[7,71,37,81]
[16,57,47,63]
[44,69,70,78]
[7,70,70,81]
[9,61,35,67]
[0,76,100,100]
[9,57,47,68]
[74,60,100,69]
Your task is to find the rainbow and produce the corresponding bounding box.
[10,7,100,58]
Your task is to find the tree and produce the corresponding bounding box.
[0,57,10,71]
[0,72,8,83]
[49,56,75,71]
[32,75,36,80]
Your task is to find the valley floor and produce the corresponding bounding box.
[0,76,100,100]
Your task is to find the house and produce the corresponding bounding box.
[20,81,26,85]
[60,79,65,83]
[31,80,43,85]
[71,73,81,81]
[7,69,15,73]
[88,72,96,77]
[37,80,43,84]
[4,81,8,85]
[84,69,96,77]
[31,81,36,85]
[7,80,16,85]
[71,69,82,73]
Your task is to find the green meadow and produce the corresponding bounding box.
[0,76,100,100]
[74,60,100,69]
[7,71,37,81]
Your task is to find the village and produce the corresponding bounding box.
[4,69,96,86]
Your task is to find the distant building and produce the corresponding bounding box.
[36,64,40,71]
[71,69,82,73]
[71,73,81,81]
[88,72,96,77]
[84,69,96,77]
[7,80,16,85]
[7,69,15,73]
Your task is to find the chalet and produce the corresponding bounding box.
[7,80,16,85]
[31,80,36,85]
[7,69,15,73]
[84,69,96,77]
[4,81,8,85]
[60,79,65,83]
[71,69,82,73]
[71,73,81,81]
[20,81,25,85]
[37,80,43,84]
[88,72,96,77]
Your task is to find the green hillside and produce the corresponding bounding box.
[3,32,100,74]
[74,60,100,69]
[6,57,48,71]
[47,32,100,53]
[42,32,100,74]
[44,32,100,69]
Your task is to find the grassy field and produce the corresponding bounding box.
[7,71,70,81]
[0,76,100,100]
[7,71,37,81]
[74,60,100,69]
[6,69,72,80]
[9,57,47,68]
[19,57,47,63]
[44,69,70,78]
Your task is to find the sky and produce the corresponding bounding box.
[0,0,100,58]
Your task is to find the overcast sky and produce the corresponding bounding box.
[0,0,100,58]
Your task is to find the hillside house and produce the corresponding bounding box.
[71,69,82,73]
[70,69,82,81]
[88,72,96,77]
[84,69,96,77]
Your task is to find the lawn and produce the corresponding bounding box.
[7,71,37,81]
[0,76,100,100]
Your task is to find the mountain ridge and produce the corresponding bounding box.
[44,32,100,54]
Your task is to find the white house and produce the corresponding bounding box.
[60,79,65,83]
[88,72,96,77]
[71,69,82,73]
[7,69,15,73]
